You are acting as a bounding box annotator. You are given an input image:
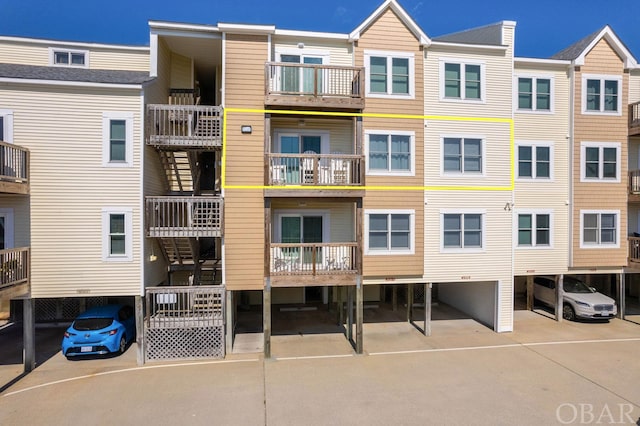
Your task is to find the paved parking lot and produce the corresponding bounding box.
[1,311,639,425]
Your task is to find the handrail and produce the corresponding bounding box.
[146,196,223,237]
[270,242,358,276]
[0,247,29,289]
[146,104,223,147]
[629,237,640,263]
[630,101,640,129]
[266,153,364,186]
[265,62,364,99]
[0,141,29,183]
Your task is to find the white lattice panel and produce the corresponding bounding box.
[145,326,225,361]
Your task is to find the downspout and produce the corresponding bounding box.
[568,63,575,269]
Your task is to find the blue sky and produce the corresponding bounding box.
[1,0,639,59]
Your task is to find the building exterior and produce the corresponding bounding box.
[1,0,638,366]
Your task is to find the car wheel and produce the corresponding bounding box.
[119,336,126,354]
[562,304,575,321]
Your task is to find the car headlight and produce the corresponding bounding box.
[574,300,590,307]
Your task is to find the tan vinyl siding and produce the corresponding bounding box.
[630,70,640,103]
[271,117,354,154]
[224,33,268,291]
[144,39,171,105]
[170,52,192,88]
[272,37,353,66]
[0,84,143,298]
[513,64,570,275]
[572,38,628,268]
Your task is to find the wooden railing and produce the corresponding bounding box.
[630,101,640,133]
[265,63,365,108]
[146,196,223,237]
[270,243,358,276]
[628,170,640,194]
[145,285,224,327]
[629,237,640,263]
[0,247,29,289]
[266,153,364,186]
[146,105,222,148]
[0,141,29,183]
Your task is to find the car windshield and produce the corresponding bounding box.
[563,277,594,294]
[73,318,114,331]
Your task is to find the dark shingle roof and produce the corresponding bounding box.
[550,27,603,60]
[0,63,153,85]
[433,22,505,46]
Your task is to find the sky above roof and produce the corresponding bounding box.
[2,0,639,59]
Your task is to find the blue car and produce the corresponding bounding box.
[62,305,135,359]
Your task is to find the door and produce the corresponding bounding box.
[279,55,324,94]
[279,215,324,269]
[0,209,13,250]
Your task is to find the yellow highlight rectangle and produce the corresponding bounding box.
[222,108,514,191]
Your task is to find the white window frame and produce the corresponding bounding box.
[0,109,14,143]
[102,112,134,167]
[440,209,486,253]
[272,209,331,243]
[48,47,89,68]
[364,209,415,255]
[364,129,415,176]
[579,210,620,249]
[439,58,486,103]
[102,207,133,262]
[274,48,329,93]
[580,141,621,183]
[515,74,554,113]
[440,135,486,177]
[0,208,15,249]
[273,130,330,154]
[364,50,415,99]
[581,74,622,115]
[514,209,554,249]
[515,141,554,181]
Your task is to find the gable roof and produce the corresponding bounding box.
[0,63,154,85]
[432,22,508,47]
[551,25,638,68]
[349,0,430,46]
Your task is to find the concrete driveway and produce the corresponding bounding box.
[1,312,639,425]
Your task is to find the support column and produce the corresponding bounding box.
[424,283,432,336]
[356,277,363,354]
[337,286,344,326]
[526,275,534,310]
[225,290,234,355]
[392,285,398,311]
[264,282,271,359]
[135,295,144,366]
[23,297,35,373]
[347,286,353,342]
[407,283,414,322]
[555,274,564,322]
[617,273,625,320]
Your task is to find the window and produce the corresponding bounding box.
[517,77,552,111]
[443,137,483,174]
[276,50,327,94]
[582,75,621,114]
[102,112,133,167]
[517,213,551,247]
[442,213,483,249]
[49,48,88,68]
[366,131,414,175]
[0,110,13,143]
[102,208,132,261]
[365,50,415,98]
[365,210,414,255]
[580,211,619,248]
[580,142,620,182]
[517,143,552,179]
[440,60,484,101]
[0,209,14,250]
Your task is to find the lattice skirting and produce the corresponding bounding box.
[35,297,107,321]
[145,326,225,361]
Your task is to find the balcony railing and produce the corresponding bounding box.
[146,105,223,148]
[146,196,223,237]
[265,62,365,109]
[0,247,29,289]
[0,141,29,187]
[270,243,358,276]
[630,101,640,135]
[629,170,640,195]
[267,153,364,186]
[629,237,640,263]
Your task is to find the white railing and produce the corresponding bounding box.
[270,243,358,276]
[267,153,364,186]
[146,196,223,237]
[0,247,29,289]
[0,141,29,183]
[146,104,223,148]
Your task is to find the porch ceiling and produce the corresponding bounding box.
[160,34,222,76]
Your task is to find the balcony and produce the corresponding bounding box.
[146,196,223,238]
[629,237,640,265]
[0,141,29,195]
[0,247,29,295]
[265,63,365,110]
[630,101,640,136]
[628,171,640,202]
[146,104,223,149]
[269,242,359,286]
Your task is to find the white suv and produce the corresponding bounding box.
[533,276,617,321]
